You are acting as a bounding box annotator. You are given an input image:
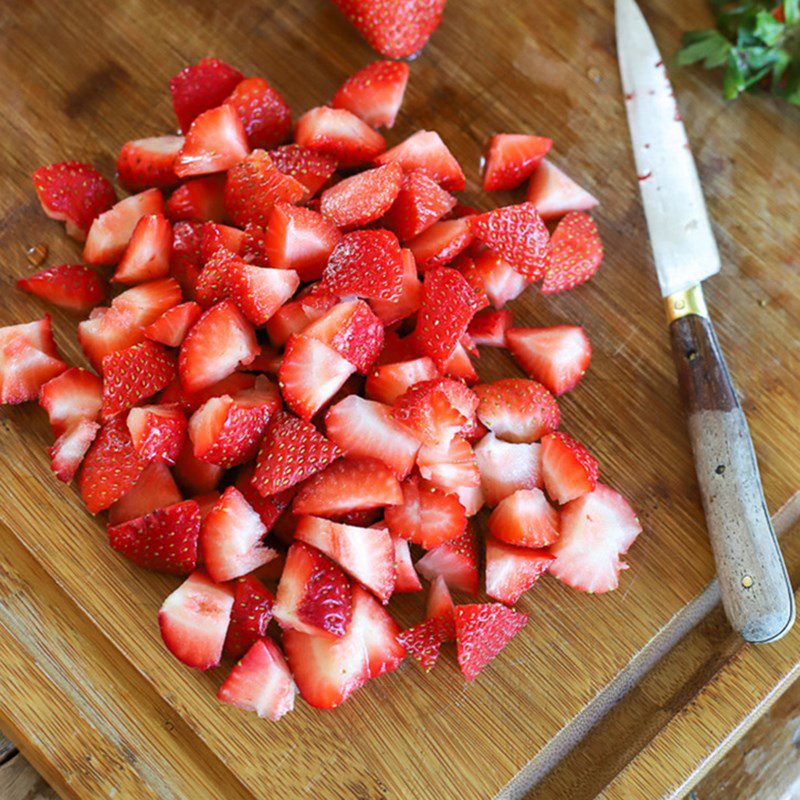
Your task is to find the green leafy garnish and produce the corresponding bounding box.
[677,1,800,104]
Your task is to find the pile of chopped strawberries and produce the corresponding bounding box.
[1,53,641,721]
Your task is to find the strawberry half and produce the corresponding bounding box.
[32,161,116,240]
[472,250,528,309]
[454,603,528,681]
[485,537,553,605]
[39,366,102,437]
[332,60,409,128]
[392,534,422,592]
[225,76,292,150]
[269,144,337,199]
[482,134,553,191]
[468,309,513,347]
[475,378,559,443]
[364,356,438,405]
[541,431,599,504]
[175,105,250,178]
[384,170,457,242]
[145,302,202,348]
[323,229,404,301]
[113,213,173,284]
[320,162,402,229]
[170,57,244,132]
[526,159,599,221]
[126,403,187,463]
[548,484,642,593]
[295,106,386,168]
[158,570,235,669]
[223,575,276,659]
[408,217,474,270]
[541,212,603,294]
[117,136,183,191]
[488,487,560,548]
[166,175,227,223]
[376,129,465,191]
[474,433,542,507]
[17,264,106,312]
[107,461,182,525]
[415,528,479,595]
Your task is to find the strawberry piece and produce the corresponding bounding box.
[278,334,357,421]
[107,461,182,525]
[506,325,591,396]
[170,58,244,132]
[101,339,177,420]
[482,134,552,191]
[39,367,102,436]
[127,403,187,463]
[17,264,106,312]
[224,149,305,228]
[117,136,183,191]
[178,371,257,414]
[455,603,528,681]
[79,415,148,513]
[223,575,276,660]
[332,60,409,129]
[321,163,402,230]
[224,76,291,150]
[454,257,489,311]
[475,378,559,443]
[293,457,402,517]
[169,222,204,296]
[549,484,642,593]
[194,248,239,308]
[415,267,482,367]
[408,217,474,271]
[263,203,341,281]
[364,357,438,405]
[83,188,164,266]
[175,104,249,178]
[416,434,480,491]
[440,339,478,384]
[0,318,67,405]
[325,395,421,479]
[376,129,464,190]
[468,309,513,347]
[398,618,442,671]
[392,534,422,592]
[145,302,202,348]
[235,466,296,530]
[113,214,173,284]
[474,433,542,506]
[173,438,224,495]
[200,222,246,260]
[488,487,560,548]
[274,542,352,637]
[188,376,280,467]
[350,584,405,677]
[108,499,201,574]
[269,144,337,199]
[473,202,550,280]
[369,248,422,325]
[485,537,553,605]
[295,516,396,604]
[541,431,599,504]
[385,474,467,549]
[252,411,341,496]
[526,159,599,221]
[323,229,404,301]
[201,486,277,582]
[49,419,101,483]
[426,574,455,637]
[158,570,235,669]
[453,484,485,517]
[377,329,422,364]
[179,299,259,393]
[541,212,603,294]
[472,250,528,309]
[218,638,296,720]
[32,161,116,240]
[295,106,385,168]
[228,263,300,326]
[415,528,479,595]
[383,170,456,241]
[166,175,227,223]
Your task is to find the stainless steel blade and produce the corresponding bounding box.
[615,0,720,298]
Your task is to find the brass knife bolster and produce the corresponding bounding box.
[665,283,709,324]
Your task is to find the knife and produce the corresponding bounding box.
[615,0,795,643]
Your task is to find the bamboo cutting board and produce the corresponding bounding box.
[0,1,799,798]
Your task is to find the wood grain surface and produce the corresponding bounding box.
[0,0,798,798]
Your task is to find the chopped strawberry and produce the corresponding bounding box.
[548,484,642,593]
[235,465,296,530]
[453,256,490,311]
[408,217,474,271]
[506,325,591,396]
[229,263,300,326]
[223,575,276,659]
[224,149,305,228]
[398,618,442,671]
[383,170,456,241]
[265,286,339,347]
[416,434,480,491]
[320,162,402,229]
[194,247,238,308]
[278,334,357,421]
[158,570,235,669]
[323,229,404,301]
[441,340,478,384]
[485,537,553,605]
[474,433,542,506]
[468,309,512,347]
[169,57,244,132]
[453,484,485,517]
[201,486,277,582]
[331,60,409,129]
[101,339,177,420]
[541,212,603,294]
[392,534,422,592]
[179,299,259,393]
[488,487,560,548]
[48,419,100,483]
[426,573,455,637]
[274,541,352,637]
[295,106,385,168]
[293,457,402,517]
[0,318,67,405]
[385,474,467,549]
[113,214,173,284]
[393,377,477,447]
[455,603,528,681]
[326,395,421,478]
[83,188,164,266]
[200,222,246,260]
[108,499,201,574]
[188,376,280,467]
[352,584,405,677]
[166,175,227,223]
[472,250,528,309]
[107,461,182,525]
[295,516,396,603]
[172,438,224,495]
[369,249,423,325]
[127,403,187,463]
[263,203,341,281]
[169,221,204,295]
[541,431,599,504]
[365,356,438,405]
[475,378,559,443]
[17,264,106,312]
[117,136,183,191]
[482,134,552,191]
[224,76,291,150]
[268,144,337,199]
[252,411,341,496]
[377,329,422,364]
[526,159,599,221]
[376,130,464,190]
[473,202,550,280]
[175,105,249,178]
[32,161,116,240]
[145,302,202,348]
[39,366,102,436]
[178,371,257,413]
[415,528,479,595]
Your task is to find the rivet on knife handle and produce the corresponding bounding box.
[668,286,795,643]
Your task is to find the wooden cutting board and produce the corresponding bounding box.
[0,1,798,798]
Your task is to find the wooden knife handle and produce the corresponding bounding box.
[670,311,795,643]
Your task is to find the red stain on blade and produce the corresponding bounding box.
[638,171,653,181]
[625,91,635,101]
